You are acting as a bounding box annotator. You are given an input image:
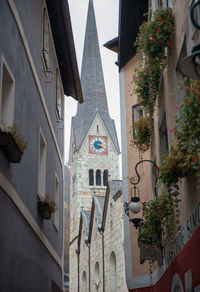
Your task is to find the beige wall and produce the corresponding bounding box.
[120,0,200,283]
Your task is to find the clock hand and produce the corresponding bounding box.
[99,143,105,148]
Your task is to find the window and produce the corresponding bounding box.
[42,8,50,69]
[82,271,87,292]
[56,70,63,119]
[72,173,76,194]
[96,170,101,186]
[89,169,94,186]
[159,114,169,160]
[109,252,117,292]
[132,105,144,123]
[103,170,108,186]
[152,158,158,197]
[0,58,15,127]
[38,130,46,197]
[97,125,99,132]
[110,203,113,228]
[54,174,59,230]
[95,262,100,291]
[176,36,187,105]
[164,0,174,8]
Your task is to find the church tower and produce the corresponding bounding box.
[69,0,120,245]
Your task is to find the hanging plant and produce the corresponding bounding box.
[140,80,200,250]
[135,9,174,59]
[175,80,200,175]
[134,61,162,120]
[131,116,151,153]
[133,8,175,127]
[138,187,180,249]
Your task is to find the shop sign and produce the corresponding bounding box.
[166,202,200,266]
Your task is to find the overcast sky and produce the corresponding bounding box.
[64,0,121,167]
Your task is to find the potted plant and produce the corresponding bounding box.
[131,116,151,153]
[37,195,57,220]
[0,125,27,162]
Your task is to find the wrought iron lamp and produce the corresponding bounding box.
[179,0,200,79]
[124,160,159,229]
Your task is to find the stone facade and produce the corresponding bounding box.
[75,181,128,292]
[69,1,124,291]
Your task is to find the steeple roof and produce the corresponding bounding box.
[72,0,120,153]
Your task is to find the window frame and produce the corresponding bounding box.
[38,128,47,198]
[54,173,59,231]
[0,55,15,128]
[89,169,94,186]
[96,169,101,186]
[42,6,50,70]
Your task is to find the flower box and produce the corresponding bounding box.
[140,243,163,266]
[0,131,23,163]
[37,201,52,220]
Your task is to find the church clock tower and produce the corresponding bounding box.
[69,0,120,259]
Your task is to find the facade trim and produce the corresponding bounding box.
[7,0,64,172]
[0,171,62,268]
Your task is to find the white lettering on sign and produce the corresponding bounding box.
[165,202,200,266]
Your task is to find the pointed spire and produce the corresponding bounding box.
[72,0,120,153]
[78,0,108,112]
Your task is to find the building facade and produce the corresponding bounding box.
[106,0,200,291]
[68,0,127,291]
[0,1,82,291]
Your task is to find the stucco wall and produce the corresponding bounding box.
[0,0,65,290]
[120,0,200,290]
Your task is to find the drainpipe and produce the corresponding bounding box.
[98,226,105,292]
[86,239,91,292]
[76,248,80,292]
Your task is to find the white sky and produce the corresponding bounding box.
[64,0,121,171]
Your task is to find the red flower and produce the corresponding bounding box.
[151,38,155,41]
[161,21,165,24]
[168,42,173,47]
[156,29,160,33]
[157,166,161,171]
[192,157,197,162]
[186,100,191,105]
[179,148,183,152]
[157,15,161,19]
[142,21,147,24]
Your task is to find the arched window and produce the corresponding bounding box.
[96,170,101,186]
[89,169,94,186]
[109,251,117,292]
[95,262,100,291]
[103,170,108,186]
[82,271,87,292]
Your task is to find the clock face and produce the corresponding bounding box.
[89,136,108,154]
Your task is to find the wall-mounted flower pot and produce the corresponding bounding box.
[140,243,163,266]
[37,201,52,220]
[0,131,23,163]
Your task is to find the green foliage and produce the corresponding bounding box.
[134,8,174,122]
[138,188,180,248]
[135,9,174,59]
[139,80,200,251]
